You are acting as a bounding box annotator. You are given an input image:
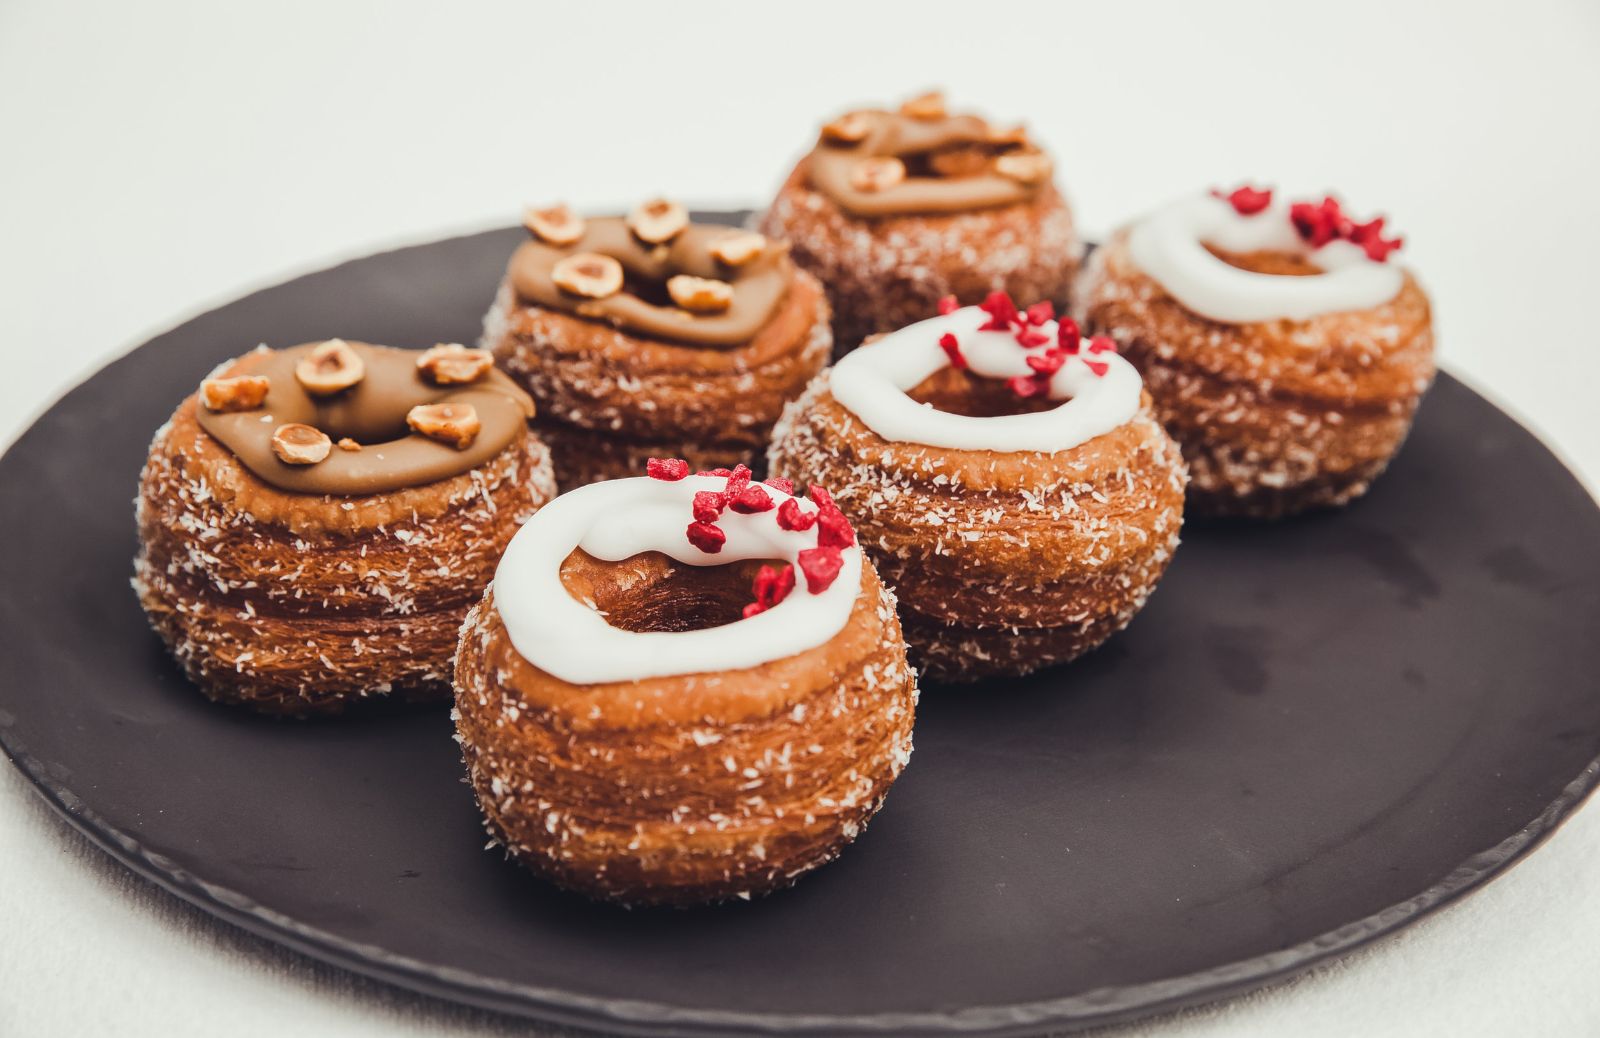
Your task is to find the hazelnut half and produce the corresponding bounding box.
[994,151,1053,184]
[523,204,585,245]
[407,403,481,450]
[900,91,947,120]
[820,112,872,145]
[294,339,365,396]
[667,275,734,314]
[986,123,1030,148]
[851,157,906,193]
[709,231,766,267]
[199,375,271,413]
[627,198,689,244]
[928,146,991,178]
[271,423,332,465]
[551,253,624,299]
[416,343,493,385]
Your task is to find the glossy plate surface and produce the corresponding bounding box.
[3,217,1599,1036]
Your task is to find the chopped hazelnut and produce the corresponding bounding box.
[522,204,585,245]
[928,146,991,178]
[667,275,734,314]
[551,253,624,299]
[708,231,766,267]
[407,402,481,449]
[199,375,271,413]
[626,198,689,244]
[986,123,1030,148]
[271,423,332,465]
[900,91,947,120]
[820,112,872,145]
[416,343,493,385]
[336,437,362,452]
[851,156,906,193]
[294,339,365,396]
[994,151,1053,184]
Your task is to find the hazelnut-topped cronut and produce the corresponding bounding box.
[760,90,1081,357]
[482,199,832,488]
[133,339,555,715]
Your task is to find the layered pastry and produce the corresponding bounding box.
[770,294,1186,683]
[134,340,554,714]
[454,461,916,906]
[1077,185,1435,518]
[483,200,831,488]
[759,90,1080,356]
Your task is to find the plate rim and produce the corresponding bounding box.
[3,222,1599,1037]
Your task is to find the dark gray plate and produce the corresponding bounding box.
[2,216,1599,1037]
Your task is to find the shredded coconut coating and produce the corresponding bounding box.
[759,166,1082,356]
[1077,232,1436,518]
[483,270,831,488]
[768,372,1187,683]
[132,392,555,715]
[452,563,916,907]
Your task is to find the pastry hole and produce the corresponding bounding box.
[907,367,1059,419]
[562,551,779,634]
[1204,245,1322,277]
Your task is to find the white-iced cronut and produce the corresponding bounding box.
[493,476,863,684]
[1126,192,1404,324]
[826,305,1143,453]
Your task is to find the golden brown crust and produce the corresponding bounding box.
[767,373,1187,683]
[452,562,916,906]
[759,165,1081,355]
[485,270,831,488]
[133,391,555,715]
[1077,232,1436,518]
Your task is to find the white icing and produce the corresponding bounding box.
[1125,192,1404,324]
[493,475,863,685]
[827,307,1143,453]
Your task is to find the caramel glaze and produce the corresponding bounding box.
[196,342,533,495]
[510,219,792,348]
[807,109,1044,218]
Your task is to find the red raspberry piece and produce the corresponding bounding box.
[764,477,794,495]
[797,546,845,593]
[1008,374,1048,398]
[977,290,1019,331]
[1291,196,1352,248]
[816,507,856,549]
[696,468,733,477]
[1084,359,1109,377]
[777,498,818,532]
[724,464,752,499]
[742,602,768,619]
[1213,184,1273,215]
[692,490,727,524]
[1349,216,1403,262]
[1025,301,1055,326]
[937,295,959,316]
[1014,326,1051,348]
[807,485,838,512]
[1057,316,1081,351]
[646,457,689,481]
[938,332,968,370]
[1087,335,1117,354]
[729,484,776,513]
[1026,349,1066,377]
[771,563,796,603]
[686,521,725,554]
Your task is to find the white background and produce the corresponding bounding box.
[2,1,1598,1035]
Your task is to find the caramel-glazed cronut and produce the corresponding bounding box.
[1077,232,1436,518]
[134,355,555,715]
[768,370,1188,683]
[453,556,916,906]
[484,261,831,489]
[761,170,1080,359]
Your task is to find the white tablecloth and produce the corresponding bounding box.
[2,1,1597,1034]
